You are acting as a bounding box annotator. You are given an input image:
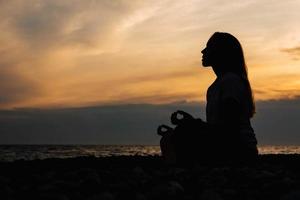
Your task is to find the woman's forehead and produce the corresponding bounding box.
[207,37,217,47]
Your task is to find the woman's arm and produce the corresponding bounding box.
[218,74,243,132]
[206,98,241,139]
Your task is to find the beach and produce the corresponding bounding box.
[1,155,300,200]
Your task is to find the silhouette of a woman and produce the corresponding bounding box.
[158,32,258,165]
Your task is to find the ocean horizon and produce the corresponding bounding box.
[1,145,300,162]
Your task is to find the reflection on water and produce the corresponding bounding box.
[258,146,300,154]
[0,145,160,162]
[0,145,300,162]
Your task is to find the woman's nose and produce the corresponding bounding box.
[201,48,206,54]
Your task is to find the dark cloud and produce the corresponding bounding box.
[107,92,203,105]
[0,68,40,107]
[281,46,300,60]
[0,99,300,145]
[0,102,204,144]
[253,98,300,145]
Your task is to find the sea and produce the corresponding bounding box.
[0,145,300,162]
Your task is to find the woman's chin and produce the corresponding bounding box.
[202,61,210,67]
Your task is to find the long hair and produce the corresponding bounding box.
[210,32,256,117]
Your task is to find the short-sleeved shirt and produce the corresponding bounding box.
[206,72,257,148]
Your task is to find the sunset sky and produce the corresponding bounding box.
[1,0,300,145]
[1,0,300,109]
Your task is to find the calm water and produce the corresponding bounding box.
[0,145,300,162]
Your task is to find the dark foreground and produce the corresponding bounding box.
[1,155,300,200]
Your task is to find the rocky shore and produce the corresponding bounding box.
[1,155,300,200]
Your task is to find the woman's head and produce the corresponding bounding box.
[202,32,256,117]
[202,32,246,75]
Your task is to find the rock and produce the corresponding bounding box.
[222,189,237,197]
[79,175,102,194]
[0,185,14,197]
[2,155,300,200]
[37,183,56,192]
[36,193,70,200]
[88,192,115,200]
[280,190,300,200]
[132,166,147,178]
[135,193,147,200]
[167,168,188,181]
[282,177,295,186]
[149,181,184,200]
[255,170,276,180]
[0,176,11,185]
[168,181,184,193]
[199,189,223,200]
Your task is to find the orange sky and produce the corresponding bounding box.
[1,0,300,109]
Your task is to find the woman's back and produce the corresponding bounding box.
[207,72,251,124]
[206,72,258,156]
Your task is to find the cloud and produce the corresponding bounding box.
[0,102,204,144]
[0,0,150,108]
[281,46,300,60]
[0,0,300,109]
[1,0,148,51]
[1,98,300,145]
[254,98,300,145]
[0,71,36,103]
[111,68,201,85]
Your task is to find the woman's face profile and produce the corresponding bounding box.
[201,37,215,67]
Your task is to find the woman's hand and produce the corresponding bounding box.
[157,125,173,136]
[171,110,194,125]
